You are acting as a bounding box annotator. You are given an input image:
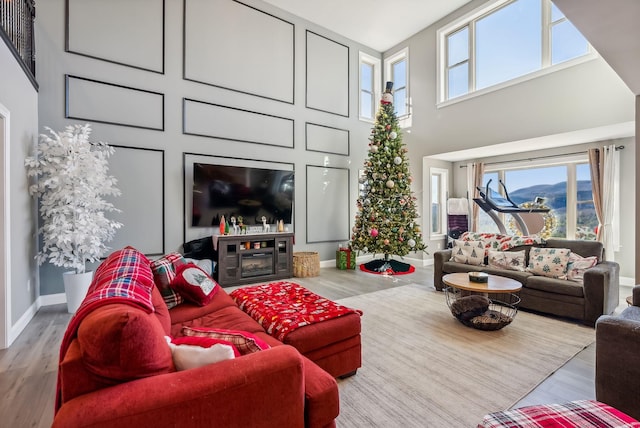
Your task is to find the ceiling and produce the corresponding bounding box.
[261,0,473,52]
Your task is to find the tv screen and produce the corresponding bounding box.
[192,163,294,227]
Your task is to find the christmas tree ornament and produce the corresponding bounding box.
[370,228,379,237]
[386,180,395,188]
[384,239,390,245]
[389,131,397,140]
[408,239,416,248]
[371,145,379,153]
[394,157,402,165]
[385,124,391,131]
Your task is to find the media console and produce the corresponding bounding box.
[216,232,294,287]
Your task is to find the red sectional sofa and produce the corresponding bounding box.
[53,247,339,428]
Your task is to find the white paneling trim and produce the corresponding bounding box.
[66,75,164,131]
[183,99,294,147]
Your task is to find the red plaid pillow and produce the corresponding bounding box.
[181,326,270,355]
[150,253,186,309]
[170,263,219,306]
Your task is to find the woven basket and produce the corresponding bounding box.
[293,252,320,277]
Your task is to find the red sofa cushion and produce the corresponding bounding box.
[182,326,270,355]
[78,303,174,381]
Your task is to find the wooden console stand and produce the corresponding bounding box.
[216,232,294,287]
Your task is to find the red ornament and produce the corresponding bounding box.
[386,125,391,130]
[370,228,379,237]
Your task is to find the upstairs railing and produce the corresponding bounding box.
[0,0,37,89]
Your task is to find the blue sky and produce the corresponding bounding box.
[486,163,591,192]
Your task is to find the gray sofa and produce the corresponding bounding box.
[595,285,640,419]
[433,238,620,326]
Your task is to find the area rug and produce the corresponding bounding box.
[335,283,595,428]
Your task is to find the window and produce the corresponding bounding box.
[438,0,591,103]
[384,47,409,118]
[359,52,381,121]
[478,158,595,240]
[430,168,448,238]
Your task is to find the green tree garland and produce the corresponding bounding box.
[350,83,426,260]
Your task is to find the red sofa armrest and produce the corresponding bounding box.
[53,345,305,428]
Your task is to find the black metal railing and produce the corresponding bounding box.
[1,0,37,88]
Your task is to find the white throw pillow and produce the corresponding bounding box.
[450,239,484,266]
[487,250,526,272]
[165,336,235,371]
[566,252,598,284]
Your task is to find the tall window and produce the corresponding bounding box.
[384,47,409,118]
[359,52,381,121]
[430,168,448,238]
[478,160,594,240]
[438,0,591,103]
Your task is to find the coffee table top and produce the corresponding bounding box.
[443,272,522,293]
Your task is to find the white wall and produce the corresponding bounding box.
[0,40,39,328]
[35,0,380,295]
[389,0,635,272]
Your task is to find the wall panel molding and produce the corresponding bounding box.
[65,75,164,131]
[109,145,165,256]
[306,165,350,243]
[183,98,294,148]
[305,31,349,117]
[305,122,350,155]
[66,0,165,73]
[183,0,294,103]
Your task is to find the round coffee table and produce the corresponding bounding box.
[443,273,522,330]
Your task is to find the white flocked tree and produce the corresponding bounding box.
[25,124,122,274]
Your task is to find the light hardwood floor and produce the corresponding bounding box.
[0,264,629,427]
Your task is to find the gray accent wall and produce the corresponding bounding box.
[35,0,379,295]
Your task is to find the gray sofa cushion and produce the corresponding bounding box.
[525,275,585,297]
[480,267,533,285]
[545,238,604,261]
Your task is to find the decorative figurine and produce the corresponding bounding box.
[230,216,238,234]
[262,216,270,233]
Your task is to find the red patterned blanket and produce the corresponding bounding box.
[229,281,361,341]
[479,400,640,428]
[55,247,155,413]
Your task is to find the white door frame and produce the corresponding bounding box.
[0,102,11,349]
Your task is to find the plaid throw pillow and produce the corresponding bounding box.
[181,326,270,355]
[150,252,187,309]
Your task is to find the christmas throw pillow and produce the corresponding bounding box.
[181,326,271,355]
[170,263,219,306]
[165,336,236,371]
[526,247,571,279]
[150,252,186,309]
[450,239,484,266]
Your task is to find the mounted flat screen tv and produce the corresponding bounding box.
[192,162,294,227]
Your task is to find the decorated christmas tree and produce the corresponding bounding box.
[351,82,426,273]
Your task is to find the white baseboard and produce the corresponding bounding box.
[8,299,39,345]
[39,292,67,306]
[620,276,636,287]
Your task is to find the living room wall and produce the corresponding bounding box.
[35,0,379,297]
[0,40,39,332]
[384,0,635,270]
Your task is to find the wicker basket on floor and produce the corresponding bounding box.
[293,252,320,277]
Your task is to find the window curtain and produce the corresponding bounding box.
[466,162,484,232]
[588,146,620,260]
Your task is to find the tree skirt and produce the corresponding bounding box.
[360,259,415,275]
